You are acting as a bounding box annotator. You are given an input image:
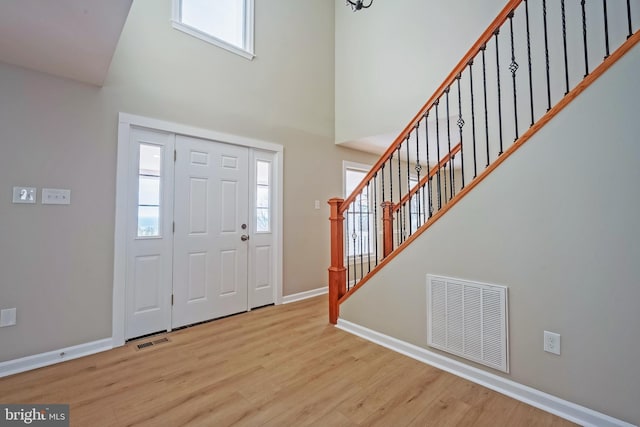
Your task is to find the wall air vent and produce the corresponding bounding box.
[427,274,509,373]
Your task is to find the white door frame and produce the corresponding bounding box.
[113,112,284,347]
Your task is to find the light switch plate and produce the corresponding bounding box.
[12,186,37,204]
[42,188,71,205]
[0,308,17,327]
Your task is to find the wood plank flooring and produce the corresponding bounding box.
[0,296,575,426]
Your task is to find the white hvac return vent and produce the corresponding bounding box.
[427,274,509,373]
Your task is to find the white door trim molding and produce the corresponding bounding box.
[113,113,284,347]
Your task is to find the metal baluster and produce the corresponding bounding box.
[435,100,442,210]
[359,192,363,281]
[367,181,371,274]
[406,134,412,236]
[373,173,378,266]
[581,0,589,77]
[525,0,535,126]
[445,87,454,199]
[415,122,422,227]
[509,11,520,141]
[495,30,504,155]
[561,0,570,95]
[481,45,490,167]
[351,203,357,286]
[603,0,610,59]
[424,112,433,217]
[346,203,350,288]
[397,144,403,244]
[456,74,465,189]
[627,0,633,39]
[468,60,478,179]
[389,153,393,207]
[543,0,551,111]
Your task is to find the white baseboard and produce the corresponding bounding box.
[282,286,328,304]
[0,338,113,378]
[336,319,635,427]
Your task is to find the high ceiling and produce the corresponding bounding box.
[0,0,132,86]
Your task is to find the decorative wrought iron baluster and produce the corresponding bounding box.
[508,11,519,141]
[351,204,357,286]
[406,134,412,236]
[445,87,454,199]
[373,173,378,266]
[366,181,371,274]
[358,192,364,281]
[525,0,534,126]
[495,30,504,155]
[627,0,633,39]
[561,0,570,94]
[414,122,422,228]
[346,203,350,288]
[481,45,490,167]
[603,0,610,59]
[581,0,589,77]
[389,153,393,207]
[456,74,465,189]
[397,144,403,244]
[424,112,433,217]
[435,100,442,210]
[468,60,478,179]
[543,0,551,111]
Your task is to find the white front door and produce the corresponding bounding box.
[120,120,279,342]
[172,135,250,328]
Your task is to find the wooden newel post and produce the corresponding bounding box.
[328,198,346,325]
[381,201,395,258]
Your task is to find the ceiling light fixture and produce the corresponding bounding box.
[346,0,373,12]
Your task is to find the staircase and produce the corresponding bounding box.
[328,0,640,324]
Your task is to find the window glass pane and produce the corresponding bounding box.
[139,144,161,176]
[345,169,366,196]
[256,208,269,233]
[138,206,160,237]
[255,160,270,232]
[138,144,162,238]
[181,0,244,48]
[256,186,269,209]
[256,160,270,185]
[139,176,160,206]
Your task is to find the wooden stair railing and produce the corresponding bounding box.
[329,0,640,324]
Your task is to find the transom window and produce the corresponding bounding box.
[172,0,255,60]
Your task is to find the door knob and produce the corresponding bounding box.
[241,235,250,241]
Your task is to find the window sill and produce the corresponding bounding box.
[171,21,255,61]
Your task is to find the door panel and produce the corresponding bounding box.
[125,127,174,340]
[173,135,249,328]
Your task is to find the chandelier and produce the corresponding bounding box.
[346,0,373,12]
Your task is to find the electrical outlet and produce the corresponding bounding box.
[544,331,561,355]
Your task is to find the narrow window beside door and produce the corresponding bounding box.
[137,144,162,237]
[256,160,270,233]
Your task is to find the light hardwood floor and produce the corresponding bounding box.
[0,296,575,426]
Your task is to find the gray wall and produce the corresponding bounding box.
[0,0,377,362]
[341,43,640,425]
[335,0,506,144]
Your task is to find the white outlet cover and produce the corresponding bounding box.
[544,331,561,355]
[12,186,37,204]
[0,308,17,327]
[42,188,71,205]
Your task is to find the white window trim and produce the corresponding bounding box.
[171,0,255,61]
